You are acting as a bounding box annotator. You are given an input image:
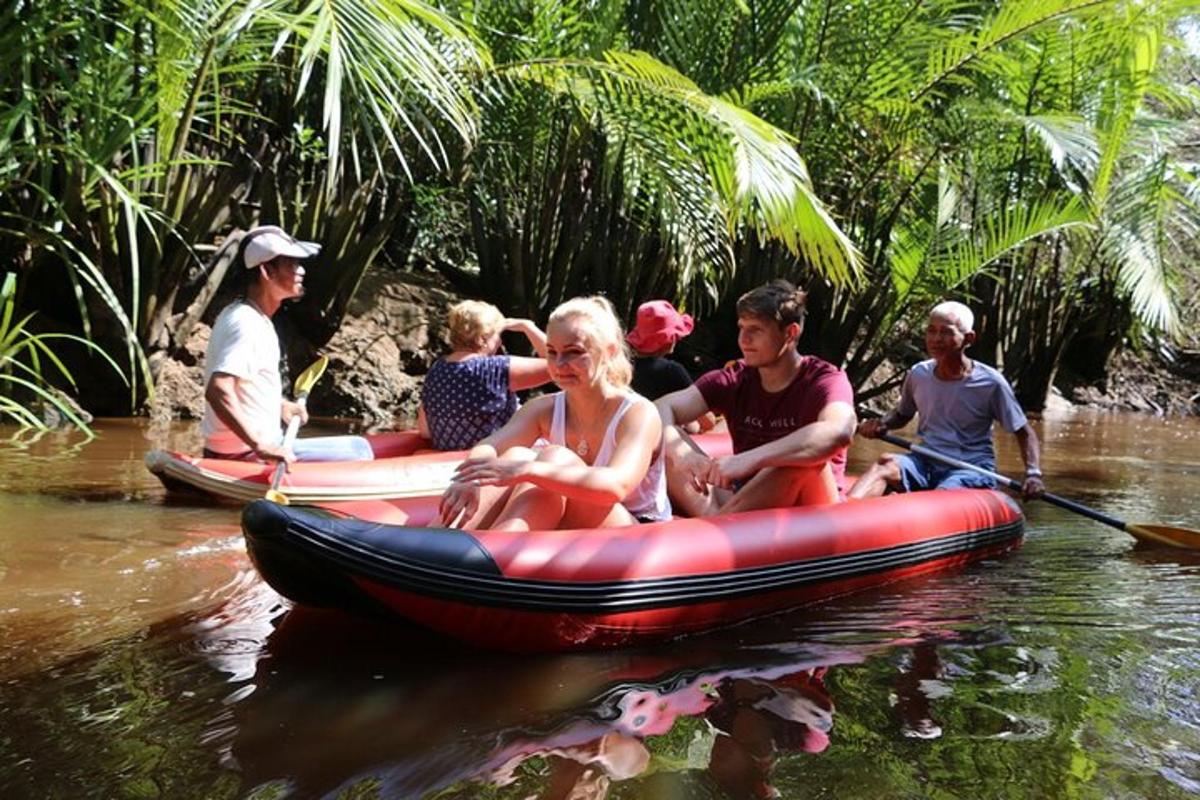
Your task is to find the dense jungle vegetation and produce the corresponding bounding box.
[2,0,1198,425]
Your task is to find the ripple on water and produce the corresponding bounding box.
[3,416,1200,799]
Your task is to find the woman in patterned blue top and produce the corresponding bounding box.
[419,300,551,450]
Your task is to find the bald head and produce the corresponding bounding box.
[930,301,974,334]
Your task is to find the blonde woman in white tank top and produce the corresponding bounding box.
[440,296,671,531]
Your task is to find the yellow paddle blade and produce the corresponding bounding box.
[292,356,329,397]
[265,488,290,505]
[1125,523,1200,550]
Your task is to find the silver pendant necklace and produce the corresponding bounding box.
[575,437,590,457]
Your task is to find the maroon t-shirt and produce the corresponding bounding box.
[694,357,854,494]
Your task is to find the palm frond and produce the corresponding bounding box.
[501,50,861,287]
[917,0,1112,102]
[267,0,484,187]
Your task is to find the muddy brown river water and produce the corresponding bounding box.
[0,411,1198,798]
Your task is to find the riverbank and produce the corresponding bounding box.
[1058,347,1200,417]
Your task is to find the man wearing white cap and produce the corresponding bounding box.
[201,225,373,465]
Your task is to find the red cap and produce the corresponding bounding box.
[626,300,694,354]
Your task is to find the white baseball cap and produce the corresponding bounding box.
[243,225,321,268]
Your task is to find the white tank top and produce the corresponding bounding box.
[548,392,671,522]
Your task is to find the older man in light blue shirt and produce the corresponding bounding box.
[849,301,1045,499]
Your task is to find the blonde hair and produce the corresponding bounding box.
[447,300,505,352]
[548,296,633,389]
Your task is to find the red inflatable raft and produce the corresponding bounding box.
[145,431,464,503]
[147,431,734,504]
[240,488,1024,651]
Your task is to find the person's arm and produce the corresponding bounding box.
[417,404,431,439]
[507,356,552,391]
[454,399,663,507]
[857,407,914,439]
[655,385,717,490]
[990,371,1043,499]
[205,373,293,464]
[858,372,916,438]
[656,385,710,436]
[706,401,856,488]
[440,396,550,525]
[505,318,548,358]
[1014,424,1045,498]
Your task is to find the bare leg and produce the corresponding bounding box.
[718,463,840,514]
[490,446,635,531]
[846,454,903,500]
[459,446,539,529]
[663,427,723,518]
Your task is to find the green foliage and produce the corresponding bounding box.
[0,273,124,434]
[3,0,1197,413]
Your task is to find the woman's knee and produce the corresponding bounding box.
[534,444,585,465]
[499,445,540,461]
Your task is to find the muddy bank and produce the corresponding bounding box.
[1058,347,1200,417]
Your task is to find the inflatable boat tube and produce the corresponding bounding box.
[241,488,1024,651]
[147,431,733,504]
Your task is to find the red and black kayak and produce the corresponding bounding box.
[148,431,733,504]
[241,489,1024,651]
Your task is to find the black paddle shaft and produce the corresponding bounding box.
[878,433,1130,533]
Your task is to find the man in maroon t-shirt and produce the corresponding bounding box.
[655,280,856,516]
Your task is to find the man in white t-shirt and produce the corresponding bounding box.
[201,225,373,465]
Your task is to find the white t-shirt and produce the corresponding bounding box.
[201,301,283,454]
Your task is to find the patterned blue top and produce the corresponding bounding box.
[421,355,518,451]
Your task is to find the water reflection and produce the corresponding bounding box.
[217,595,1061,800]
[228,607,872,799]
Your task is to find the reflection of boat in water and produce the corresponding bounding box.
[230,607,880,799]
[241,488,1024,650]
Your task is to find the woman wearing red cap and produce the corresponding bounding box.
[626,300,696,401]
[628,300,716,434]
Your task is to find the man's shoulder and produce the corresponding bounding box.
[908,359,937,379]
[970,360,1012,388]
[798,355,851,389]
[697,358,747,385]
[215,301,267,330]
[802,354,846,376]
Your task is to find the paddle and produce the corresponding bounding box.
[878,432,1200,550]
[265,356,329,505]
